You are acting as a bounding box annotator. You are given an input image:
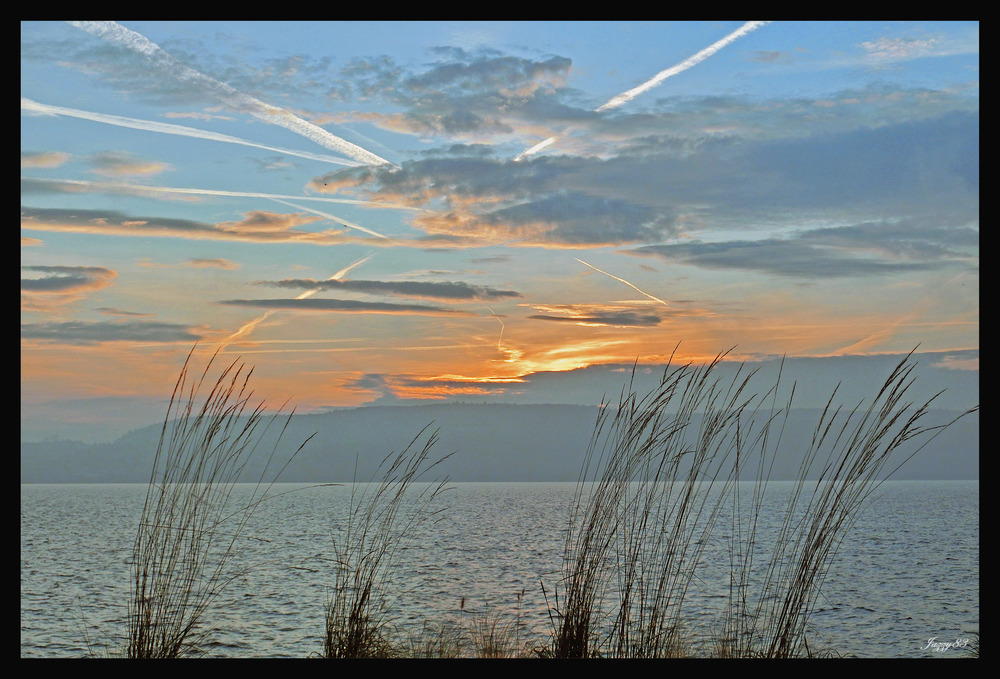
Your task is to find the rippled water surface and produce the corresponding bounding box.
[21,480,978,658]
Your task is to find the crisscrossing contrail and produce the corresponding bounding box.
[487,306,505,352]
[68,21,397,168]
[219,255,372,348]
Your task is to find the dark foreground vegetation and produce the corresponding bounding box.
[104,344,977,658]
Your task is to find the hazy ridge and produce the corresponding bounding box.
[21,402,978,483]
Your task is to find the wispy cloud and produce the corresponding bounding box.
[860,36,940,62]
[21,319,201,344]
[220,297,468,315]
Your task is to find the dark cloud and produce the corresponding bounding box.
[349,373,394,391]
[403,49,571,94]
[397,375,514,393]
[482,192,677,245]
[529,311,663,327]
[21,178,89,196]
[372,155,570,202]
[800,219,979,260]
[256,278,521,301]
[342,109,975,252]
[21,265,117,293]
[20,206,368,246]
[22,206,220,235]
[733,110,979,213]
[97,307,153,317]
[335,49,579,136]
[633,238,942,278]
[349,157,679,246]
[420,143,498,159]
[21,320,201,344]
[559,111,980,225]
[219,298,468,315]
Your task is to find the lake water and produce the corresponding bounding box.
[21,480,978,658]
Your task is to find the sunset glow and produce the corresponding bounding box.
[21,21,978,441]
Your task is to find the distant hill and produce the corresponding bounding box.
[20,403,978,483]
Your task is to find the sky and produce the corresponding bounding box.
[21,21,979,443]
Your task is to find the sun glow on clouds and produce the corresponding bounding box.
[19,21,978,426]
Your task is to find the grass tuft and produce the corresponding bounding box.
[547,346,978,658]
[125,345,313,658]
[322,425,452,658]
[720,349,979,657]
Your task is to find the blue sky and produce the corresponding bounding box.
[21,21,979,441]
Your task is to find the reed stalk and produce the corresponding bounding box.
[719,349,979,657]
[467,590,528,658]
[550,348,769,657]
[126,346,313,658]
[322,426,452,658]
[550,346,977,659]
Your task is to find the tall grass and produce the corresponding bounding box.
[110,343,973,658]
[467,590,529,658]
[403,620,464,658]
[322,426,452,658]
[548,347,977,658]
[548,349,774,657]
[719,350,979,658]
[125,346,313,658]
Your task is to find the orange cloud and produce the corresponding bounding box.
[21,206,388,246]
[21,265,117,312]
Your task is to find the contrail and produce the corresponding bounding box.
[515,136,557,160]
[596,21,770,112]
[68,21,397,168]
[575,258,669,306]
[220,255,372,348]
[23,176,424,212]
[487,306,505,352]
[270,198,390,240]
[22,98,362,168]
[831,272,974,357]
[517,21,770,159]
